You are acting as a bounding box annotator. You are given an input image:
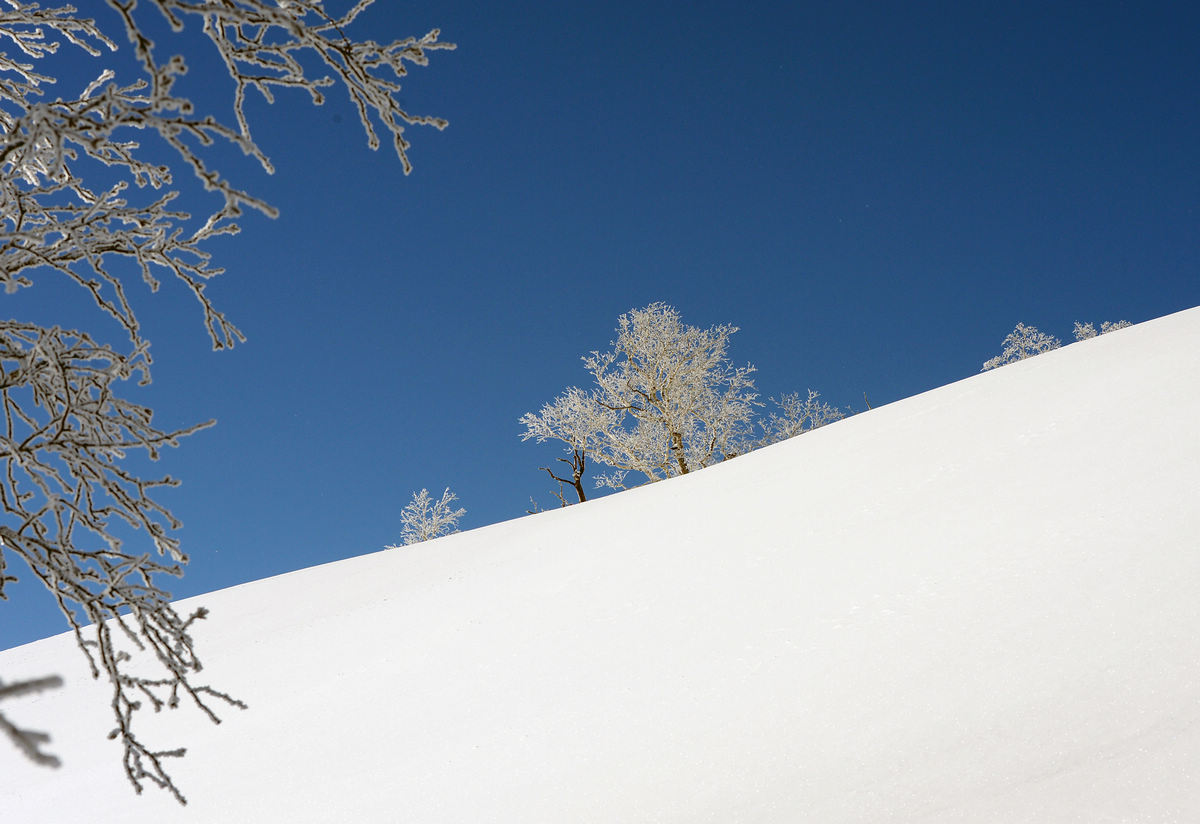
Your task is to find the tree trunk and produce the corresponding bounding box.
[671,431,689,475]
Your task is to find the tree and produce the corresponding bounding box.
[389,487,465,546]
[1073,320,1132,341]
[758,389,846,447]
[521,303,760,491]
[519,386,620,502]
[1,0,451,803]
[981,322,1062,371]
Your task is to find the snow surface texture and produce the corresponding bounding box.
[3,307,1199,823]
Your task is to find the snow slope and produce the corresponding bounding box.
[3,307,1199,823]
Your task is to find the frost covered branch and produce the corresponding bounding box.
[1073,319,1131,341]
[1,0,450,802]
[389,487,464,546]
[522,304,762,491]
[520,304,853,497]
[758,389,846,446]
[0,323,245,803]
[984,318,1133,370]
[2,0,453,350]
[982,322,1062,370]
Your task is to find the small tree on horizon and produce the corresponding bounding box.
[391,488,466,546]
[983,318,1135,371]
[1073,320,1132,341]
[982,322,1062,371]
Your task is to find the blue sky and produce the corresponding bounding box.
[4,0,1197,649]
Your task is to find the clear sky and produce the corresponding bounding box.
[4,0,1197,649]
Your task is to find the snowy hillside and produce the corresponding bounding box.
[3,307,1199,823]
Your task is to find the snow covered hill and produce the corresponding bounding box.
[3,307,1199,823]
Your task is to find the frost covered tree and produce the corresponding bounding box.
[1,0,451,803]
[758,389,846,446]
[981,322,1062,371]
[519,386,620,503]
[389,488,465,546]
[521,303,760,491]
[1073,320,1132,341]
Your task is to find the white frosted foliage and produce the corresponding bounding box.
[1073,319,1132,341]
[522,303,760,490]
[391,487,465,546]
[759,388,846,445]
[982,322,1062,370]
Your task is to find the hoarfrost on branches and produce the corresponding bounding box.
[758,389,846,446]
[1073,320,1132,341]
[981,322,1062,371]
[389,487,465,546]
[0,324,246,803]
[584,303,760,486]
[1,0,453,347]
[519,386,621,503]
[521,303,763,492]
[1,0,451,803]
[985,318,1133,370]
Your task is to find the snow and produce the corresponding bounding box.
[3,306,1199,822]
